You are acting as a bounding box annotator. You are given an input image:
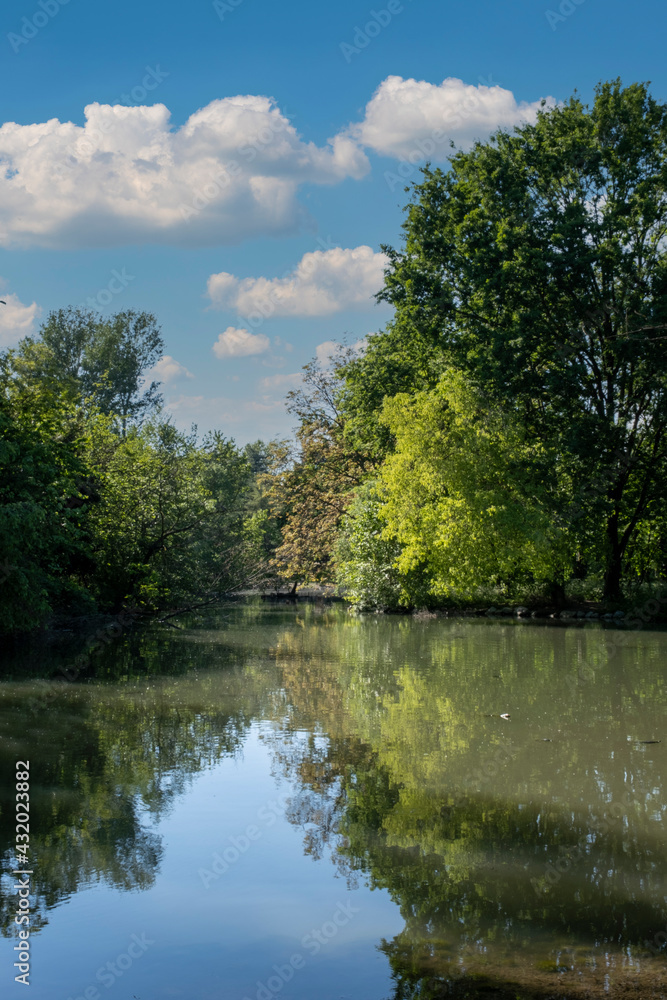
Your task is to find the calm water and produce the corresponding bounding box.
[1,599,666,999]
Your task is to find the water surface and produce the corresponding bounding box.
[1,600,666,999]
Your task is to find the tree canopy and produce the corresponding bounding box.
[0,308,280,632]
[337,79,667,603]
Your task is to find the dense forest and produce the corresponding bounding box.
[2,79,667,634]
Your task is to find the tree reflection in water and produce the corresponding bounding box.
[266,609,667,998]
[1,600,666,998]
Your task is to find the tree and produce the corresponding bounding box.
[1,308,279,634]
[376,372,572,603]
[0,352,96,631]
[84,416,275,611]
[85,418,214,609]
[265,351,372,588]
[335,480,406,610]
[30,307,164,432]
[337,323,444,459]
[377,80,667,600]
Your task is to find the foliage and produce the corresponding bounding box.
[22,307,164,431]
[336,323,445,459]
[335,481,405,610]
[376,372,574,601]
[0,309,284,632]
[365,80,667,600]
[265,351,372,587]
[85,419,212,609]
[0,354,96,631]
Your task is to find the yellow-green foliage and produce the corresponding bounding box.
[377,372,572,598]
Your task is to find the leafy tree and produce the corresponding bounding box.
[85,418,214,609]
[1,308,282,633]
[266,352,372,587]
[0,352,96,631]
[197,432,275,594]
[337,322,445,459]
[240,439,290,579]
[375,372,572,602]
[335,480,413,611]
[377,80,667,599]
[85,417,273,611]
[27,307,164,432]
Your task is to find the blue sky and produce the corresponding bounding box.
[1,0,665,444]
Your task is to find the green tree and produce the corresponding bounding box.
[266,352,372,588]
[1,309,277,634]
[335,480,403,610]
[376,372,572,603]
[0,352,96,631]
[85,418,214,609]
[27,307,164,432]
[85,419,268,611]
[337,324,444,459]
[377,80,667,600]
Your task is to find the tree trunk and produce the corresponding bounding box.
[603,514,624,602]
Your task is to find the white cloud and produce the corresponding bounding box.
[0,290,40,347]
[165,391,292,443]
[315,337,367,368]
[349,75,552,158]
[315,340,340,366]
[259,371,302,391]
[0,97,369,249]
[207,245,389,319]
[148,354,194,383]
[212,326,270,359]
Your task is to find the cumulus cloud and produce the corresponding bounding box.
[315,340,340,366]
[148,355,194,383]
[315,337,367,367]
[0,290,40,347]
[207,245,389,319]
[349,75,552,158]
[0,97,370,249]
[259,371,302,391]
[212,326,271,359]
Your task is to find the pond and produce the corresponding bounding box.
[1,599,666,999]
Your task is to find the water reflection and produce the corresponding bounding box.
[267,608,667,995]
[1,600,666,997]
[0,604,277,936]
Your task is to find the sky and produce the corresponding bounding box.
[0,0,665,444]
